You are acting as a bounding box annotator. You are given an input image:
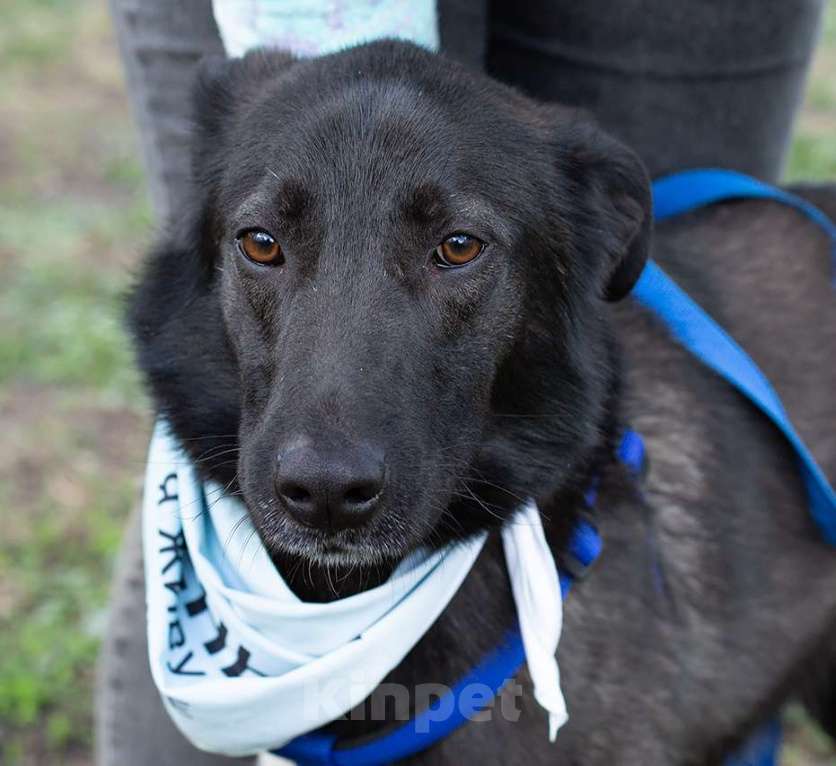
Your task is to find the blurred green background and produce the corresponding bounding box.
[0,1,835,764]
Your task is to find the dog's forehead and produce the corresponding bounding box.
[219,57,545,242]
[226,78,505,223]
[279,80,467,188]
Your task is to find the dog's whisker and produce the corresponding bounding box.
[174,433,241,444]
[458,475,528,505]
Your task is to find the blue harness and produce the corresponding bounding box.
[275,170,836,766]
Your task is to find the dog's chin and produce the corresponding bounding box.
[252,508,423,570]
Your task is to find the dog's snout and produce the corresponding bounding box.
[275,442,385,530]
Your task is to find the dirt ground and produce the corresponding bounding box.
[0,2,834,764]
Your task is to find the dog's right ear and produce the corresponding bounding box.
[550,114,652,302]
[191,50,297,188]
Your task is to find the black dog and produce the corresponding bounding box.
[123,41,836,764]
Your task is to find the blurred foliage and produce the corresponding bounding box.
[0,1,151,762]
[787,4,836,182]
[0,1,834,764]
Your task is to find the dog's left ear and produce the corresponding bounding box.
[557,119,653,301]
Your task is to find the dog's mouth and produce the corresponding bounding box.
[276,526,391,568]
[249,496,428,571]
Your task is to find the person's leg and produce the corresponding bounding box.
[486,0,824,181]
[438,0,488,70]
[108,0,225,224]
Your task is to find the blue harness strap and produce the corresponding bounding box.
[726,719,783,766]
[276,170,836,765]
[652,169,836,282]
[636,169,836,543]
[643,169,836,766]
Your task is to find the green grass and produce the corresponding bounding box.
[0,0,834,763]
[0,0,79,69]
[787,133,836,183]
[0,1,151,761]
[0,405,142,762]
[787,4,836,181]
[0,201,145,395]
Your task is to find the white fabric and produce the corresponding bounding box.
[501,503,567,740]
[211,0,439,59]
[143,422,566,755]
[143,422,569,754]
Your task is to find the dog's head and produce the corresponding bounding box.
[130,41,650,573]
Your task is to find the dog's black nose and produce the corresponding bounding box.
[275,443,385,530]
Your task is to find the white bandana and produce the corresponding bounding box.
[143,421,567,755]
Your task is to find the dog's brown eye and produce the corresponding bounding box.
[238,229,283,265]
[434,234,484,268]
